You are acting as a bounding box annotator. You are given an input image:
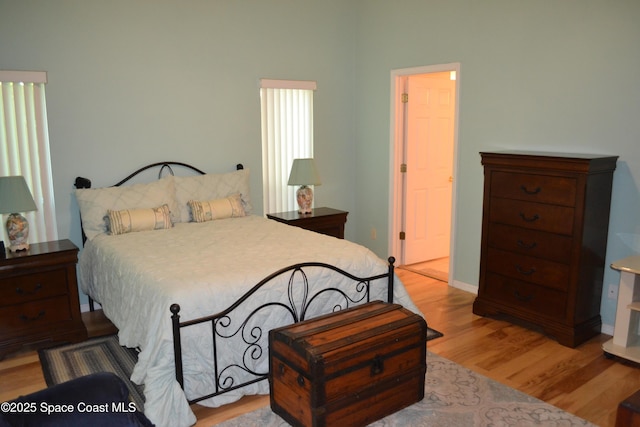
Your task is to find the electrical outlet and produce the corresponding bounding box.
[607,283,618,300]
[371,227,377,240]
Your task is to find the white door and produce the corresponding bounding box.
[403,72,455,265]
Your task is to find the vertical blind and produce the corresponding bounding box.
[0,71,57,244]
[260,79,316,214]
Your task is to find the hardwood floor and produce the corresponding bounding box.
[402,256,449,282]
[1,269,638,426]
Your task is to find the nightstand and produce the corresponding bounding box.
[0,239,87,358]
[267,207,348,239]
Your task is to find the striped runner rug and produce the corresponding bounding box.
[38,335,144,411]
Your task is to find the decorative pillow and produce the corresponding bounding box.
[75,178,178,240]
[188,194,246,223]
[169,169,252,223]
[108,204,172,235]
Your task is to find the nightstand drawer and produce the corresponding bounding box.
[0,295,72,333]
[0,269,68,305]
[490,171,577,206]
[483,272,567,319]
[489,198,574,235]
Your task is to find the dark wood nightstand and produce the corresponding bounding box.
[0,239,87,358]
[267,207,348,239]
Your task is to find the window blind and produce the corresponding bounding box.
[260,79,315,214]
[0,71,57,244]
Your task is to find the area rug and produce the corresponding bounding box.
[216,351,596,427]
[38,335,145,411]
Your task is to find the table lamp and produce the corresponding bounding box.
[0,176,38,252]
[287,158,321,214]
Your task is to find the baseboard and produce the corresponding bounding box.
[601,323,614,336]
[451,280,478,295]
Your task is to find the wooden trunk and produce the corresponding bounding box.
[269,301,427,427]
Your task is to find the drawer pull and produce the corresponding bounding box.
[519,212,540,222]
[516,265,536,276]
[520,185,541,195]
[517,240,537,250]
[20,311,46,323]
[514,290,533,302]
[15,283,43,296]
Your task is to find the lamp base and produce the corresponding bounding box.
[6,213,30,252]
[296,185,314,214]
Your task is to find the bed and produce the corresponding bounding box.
[74,162,422,427]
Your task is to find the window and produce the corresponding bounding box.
[0,70,57,244]
[260,79,316,214]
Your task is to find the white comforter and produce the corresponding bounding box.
[78,215,421,427]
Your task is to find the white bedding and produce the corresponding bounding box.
[78,215,421,427]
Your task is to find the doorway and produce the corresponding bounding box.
[388,63,460,283]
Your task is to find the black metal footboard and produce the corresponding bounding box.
[170,256,396,405]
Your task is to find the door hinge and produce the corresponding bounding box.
[401,93,408,103]
[399,231,406,240]
[400,163,407,173]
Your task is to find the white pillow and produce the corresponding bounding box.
[76,178,178,240]
[170,169,252,223]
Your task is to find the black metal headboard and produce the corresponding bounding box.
[74,161,244,190]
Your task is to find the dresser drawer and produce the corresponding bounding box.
[0,269,68,305]
[486,248,570,291]
[0,296,72,333]
[490,171,577,206]
[487,223,573,263]
[489,198,574,235]
[483,272,567,319]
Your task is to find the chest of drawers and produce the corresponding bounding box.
[0,239,87,358]
[473,151,617,347]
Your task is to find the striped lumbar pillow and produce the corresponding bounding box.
[107,204,172,235]
[188,193,245,223]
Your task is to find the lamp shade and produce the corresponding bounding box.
[0,176,37,214]
[287,158,322,186]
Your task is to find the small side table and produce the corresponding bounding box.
[267,207,348,239]
[603,255,640,363]
[0,239,87,358]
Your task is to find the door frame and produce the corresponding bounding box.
[388,63,461,282]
